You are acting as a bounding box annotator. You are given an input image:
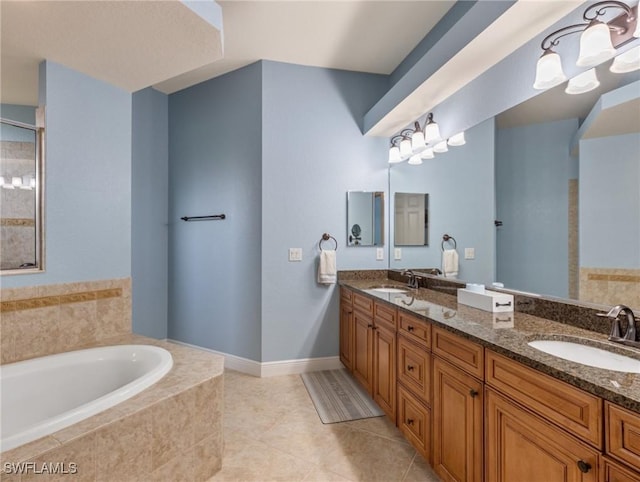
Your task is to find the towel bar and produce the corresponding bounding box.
[319,233,338,251]
[441,234,457,251]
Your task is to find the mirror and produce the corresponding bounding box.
[394,193,429,246]
[389,60,640,309]
[1,108,44,274]
[346,191,384,246]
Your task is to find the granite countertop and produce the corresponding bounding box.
[340,278,640,414]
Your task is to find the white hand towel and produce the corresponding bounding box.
[318,250,337,285]
[442,249,459,278]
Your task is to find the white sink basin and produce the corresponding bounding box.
[528,340,640,373]
[370,287,407,293]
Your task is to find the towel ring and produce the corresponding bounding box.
[319,233,338,251]
[441,234,457,251]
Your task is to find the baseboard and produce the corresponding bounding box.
[167,339,342,377]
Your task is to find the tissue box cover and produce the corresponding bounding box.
[457,288,514,313]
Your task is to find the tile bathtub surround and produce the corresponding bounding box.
[580,267,640,310]
[0,278,132,364]
[0,334,225,482]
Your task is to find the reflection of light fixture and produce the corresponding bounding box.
[388,112,466,165]
[433,141,448,153]
[11,177,22,188]
[420,147,435,159]
[610,45,640,72]
[447,132,466,146]
[534,1,638,90]
[20,175,33,190]
[408,154,422,165]
[565,68,600,94]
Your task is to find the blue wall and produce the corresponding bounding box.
[168,62,263,360]
[2,61,132,288]
[132,88,169,339]
[580,132,640,269]
[261,61,388,362]
[495,118,578,297]
[389,117,496,284]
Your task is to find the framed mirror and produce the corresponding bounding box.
[346,191,384,246]
[1,110,45,274]
[394,192,429,246]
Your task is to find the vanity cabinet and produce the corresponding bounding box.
[339,288,354,371]
[373,321,396,422]
[602,457,640,482]
[432,327,483,482]
[485,388,599,482]
[605,402,640,473]
[397,312,432,461]
[352,303,374,393]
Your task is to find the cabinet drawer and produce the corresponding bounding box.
[353,293,373,314]
[398,312,430,348]
[486,350,602,449]
[397,384,431,462]
[374,301,397,330]
[606,402,640,471]
[602,457,640,482]
[397,335,431,403]
[340,287,353,303]
[432,326,484,379]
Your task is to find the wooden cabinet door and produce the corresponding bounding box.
[339,298,354,370]
[433,357,483,482]
[485,388,599,482]
[352,309,373,394]
[373,323,396,423]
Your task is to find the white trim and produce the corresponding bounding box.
[166,339,342,377]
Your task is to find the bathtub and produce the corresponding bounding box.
[0,344,173,452]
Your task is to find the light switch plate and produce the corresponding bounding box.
[288,248,302,262]
[464,248,475,260]
[394,248,402,260]
[376,248,384,260]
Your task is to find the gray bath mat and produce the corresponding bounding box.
[301,369,385,424]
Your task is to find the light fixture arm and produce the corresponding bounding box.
[583,1,635,23]
[390,134,406,147]
[541,23,589,50]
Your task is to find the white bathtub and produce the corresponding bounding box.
[0,344,173,452]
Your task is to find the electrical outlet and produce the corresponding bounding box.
[394,248,402,260]
[376,248,384,261]
[464,247,475,260]
[288,248,302,262]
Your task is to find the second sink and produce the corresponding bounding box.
[528,339,640,373]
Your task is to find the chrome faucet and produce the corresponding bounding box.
[598,305,639,348]
[401,269,420,289]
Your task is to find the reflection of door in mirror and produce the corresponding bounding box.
[1,112,43,272]
[394,193,428,246]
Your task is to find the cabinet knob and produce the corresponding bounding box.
[368,324,373,328]
[469,389,479,398]
[407,365,415,371]
[407,325,415,332]
[577,460,591,473]
[407,419,414,425]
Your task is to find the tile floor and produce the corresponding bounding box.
[209,370,441,481]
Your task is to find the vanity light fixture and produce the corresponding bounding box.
[423,113,441,144]
[610,44,640,71]
[408,154,423,165]
[433,140,449,153]
[565,68,601,94]
[11,176,22,188]
[420,147,435,160]
[533,1,638,90]
[447,132,466,146]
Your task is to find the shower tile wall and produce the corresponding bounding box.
[0,278,131,364]
[579,268,640,309]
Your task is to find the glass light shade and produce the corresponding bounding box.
[447,132,466,146]
[411,130,426,153]
[20,175,32,189]
[576,21,615,67]
[408,154,423,165]
[11,176,22,187]
[388,146,402,163]
[565,68,600,95]
[399,139,412,159]
[533,50,567,90]
[433,141,448,153]
[635,18,640,38]
[424,121,441,144]
[30,176,36,188]
[0,176,4,186]
[610,46,640,73]
[420,148,435,159]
